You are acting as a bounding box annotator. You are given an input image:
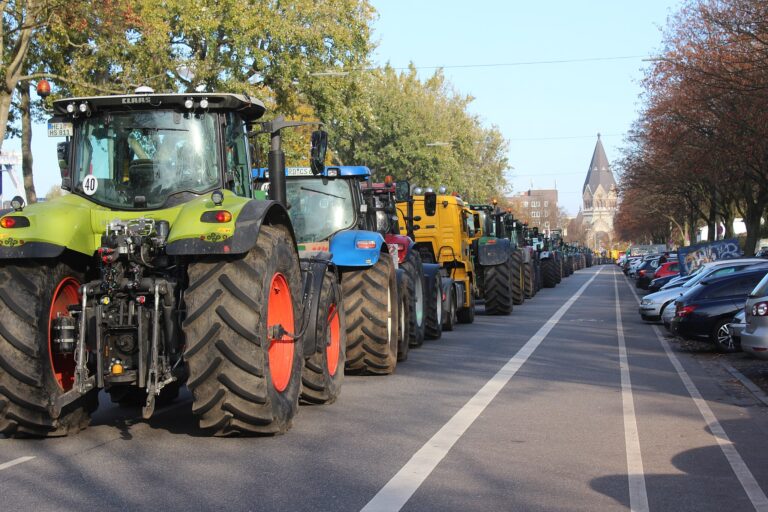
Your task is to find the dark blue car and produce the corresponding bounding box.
[671,267,768,352]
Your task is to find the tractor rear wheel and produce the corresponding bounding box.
[542,259,557,288]
[524,261,535,298]
[301,272,345,405]
[484,258,514,315]
[0,260,97,437]
[401,250,426,348]
[183,225,303,435]
[511,251,525,305]
[424,273,443,340]
[342,254,399,375]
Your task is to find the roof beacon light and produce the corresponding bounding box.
[424,187,434,194]
[384,175,393,185]
[438,185,447,194]
[413,187,424,195]
[135,86,154,94]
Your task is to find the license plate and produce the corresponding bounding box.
[48,122,73,137]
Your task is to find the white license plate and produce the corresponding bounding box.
[47,122,73,137]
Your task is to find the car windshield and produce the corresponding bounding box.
[282,178,356,243]
[73,111,220,209]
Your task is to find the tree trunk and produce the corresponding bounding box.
[742,203,764,257]
[0,92,12,153]
[707,195,717,242]
[20,84,37,203]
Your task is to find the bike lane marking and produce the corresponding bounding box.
[623,274,768,511]
[613,271,649,512]
[0,456,35,472]
[361,267,603,512]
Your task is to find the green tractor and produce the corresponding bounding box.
[0,90,343,437]
[469,203,523,314]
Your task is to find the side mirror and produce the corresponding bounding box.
[424,191,437,216]
[57,141,71,190]
[395,180,410,202]
[310,130,328,175]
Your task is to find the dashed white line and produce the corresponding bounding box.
[613,271,649,512]
[0,456,35,471]
[622,273,768,511]
[360,267,603,512]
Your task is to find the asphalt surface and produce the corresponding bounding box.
[4,265,768,511]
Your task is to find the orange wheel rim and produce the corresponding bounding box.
[267,273,295,392]
[326,304,340,376]
[48,277,80,391]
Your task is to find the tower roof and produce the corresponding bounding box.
[582,134,616,194]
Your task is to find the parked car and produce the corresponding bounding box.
[637,259,677,290]
[638,258,768,322]
[623,256,642,275]
[740,272,768,359]
[728,309,746,347]
[670,268,768,352]
[629,254,658,278]
[649,273,678,293]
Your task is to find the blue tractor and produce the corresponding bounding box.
[253,166,405,374]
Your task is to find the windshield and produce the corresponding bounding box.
[275,178,356,243]
[73,111,220,209]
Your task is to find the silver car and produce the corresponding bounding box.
[638,258,767,322]
[728,309,746,346]
[741,274,768,359]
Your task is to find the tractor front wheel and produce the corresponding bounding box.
[301,272,345,405]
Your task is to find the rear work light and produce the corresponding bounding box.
[676,304,698,318]
[201,210,232,223]
[752,302,768,317]
[0,216,29,228]
[356,240,377,249]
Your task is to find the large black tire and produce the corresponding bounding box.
[511,250,525,305]
[542,258,557,288]
[401,250,426,348]
[443,287,457,331]
[555,255,563,283]
[524,261,535,298]
[484,259,514,315]
[0,260,98,437]
[424,273,443,340]
[300,272,345,405]
[183,225,304,435]
[534,258,543,292]
[342,254,399,375]
[396,272,411,362]
[457,285,476,324]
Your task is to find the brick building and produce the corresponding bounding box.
[506,189,559,233]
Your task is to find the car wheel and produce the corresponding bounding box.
[712,319,739,353]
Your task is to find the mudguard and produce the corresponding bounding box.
[477,238,511,266]
[539,250,552,260]
[384,233,414,264]
[167,198,293,256]
[299,253,338,358]
[328,230,385,268]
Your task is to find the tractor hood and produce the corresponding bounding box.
[0,191,266,259]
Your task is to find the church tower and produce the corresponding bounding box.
[581,134,617,250]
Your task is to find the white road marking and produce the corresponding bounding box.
[622,273,768,511]
[613,272,649,512]
[0,456,35,471]
[361,267,603,512]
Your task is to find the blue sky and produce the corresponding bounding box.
[369,0,679,214]
[2,0,679,214]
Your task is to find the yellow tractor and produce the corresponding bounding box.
[397,188,478,330]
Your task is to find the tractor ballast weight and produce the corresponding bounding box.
[0,91,341,437]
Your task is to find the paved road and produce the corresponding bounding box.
[3,265,768,511]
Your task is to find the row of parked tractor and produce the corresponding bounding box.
[0,90,595,438]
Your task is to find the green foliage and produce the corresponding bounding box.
[325,66,509,202]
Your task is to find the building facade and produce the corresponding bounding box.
[507,189,559,233]
[581,134,617,250]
